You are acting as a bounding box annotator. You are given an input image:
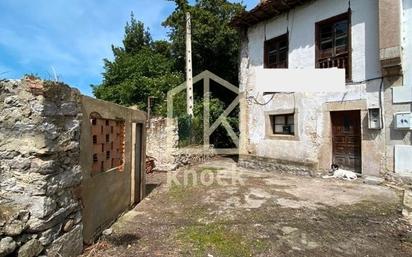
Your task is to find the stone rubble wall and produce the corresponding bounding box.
[238,155,316,177]
[0,79,83,257]
[146,118,179,171]
[146,117,215,171]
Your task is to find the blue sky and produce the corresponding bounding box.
[0,0,257,96]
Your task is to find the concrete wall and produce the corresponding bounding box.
[0,79,83,257]
[80,96,146,244]
[239,0,411,177]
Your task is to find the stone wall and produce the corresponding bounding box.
[238,155,316,177]
[146,118,179,171]
[0,78,83,257]
[147,117,215,171]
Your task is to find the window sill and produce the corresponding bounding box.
[265,134,299,141]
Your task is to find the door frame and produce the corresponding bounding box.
[131,122,145,205]
[318,100,367,173]
[330,110,362,173]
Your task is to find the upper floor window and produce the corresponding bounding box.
[316,13,351,79]
[264,33,288,68]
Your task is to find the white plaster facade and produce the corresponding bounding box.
[239,0,412,177]
[392,0,412,174]
[402,0,412,88]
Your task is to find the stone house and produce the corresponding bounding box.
[233,0,412,179]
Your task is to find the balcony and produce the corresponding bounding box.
[317,53,350,80]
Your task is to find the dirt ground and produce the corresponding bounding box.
[83,158,412,257]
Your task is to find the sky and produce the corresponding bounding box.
[0,0,257,96]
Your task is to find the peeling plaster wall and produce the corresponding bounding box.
[239,0,397,176]
[245,0,380,81]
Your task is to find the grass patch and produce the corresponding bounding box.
[168,182,195,201]
[180,224,252,257]
[327,200,401,220]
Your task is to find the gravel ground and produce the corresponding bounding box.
[82,158,412,257]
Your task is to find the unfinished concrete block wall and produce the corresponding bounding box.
[80,96,147,244]
[0,79,83,257]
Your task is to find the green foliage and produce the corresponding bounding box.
[178,96,239,148]
[93,1,243,146]
[122,13,152,54]
[163,0,245,84]
[92,13,184,115]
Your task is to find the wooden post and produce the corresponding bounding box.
[186,12,194,117]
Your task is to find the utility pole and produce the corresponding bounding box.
[147,96,156,128]
[186,12,194,117]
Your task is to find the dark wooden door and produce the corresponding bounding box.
[331,111,361,172]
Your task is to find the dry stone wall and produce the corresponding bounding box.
[146,118,179,171]
[147,117,215,171]
[0,79,83,257]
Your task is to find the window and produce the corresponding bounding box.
[270,114,295,135]
[264,33,288,68]
[316,13,351,79]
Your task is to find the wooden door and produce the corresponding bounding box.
[331,111,361,173]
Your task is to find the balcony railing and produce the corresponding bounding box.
[317,54,349,79]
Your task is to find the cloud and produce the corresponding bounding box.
[0,0,174,94]
[0,0,256,95]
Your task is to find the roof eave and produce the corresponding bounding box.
[231,0,313,28]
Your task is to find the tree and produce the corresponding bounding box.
[92,2,243,146]
[122,13,152,54]
[163,0,245,85]
[92,14,183,114]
